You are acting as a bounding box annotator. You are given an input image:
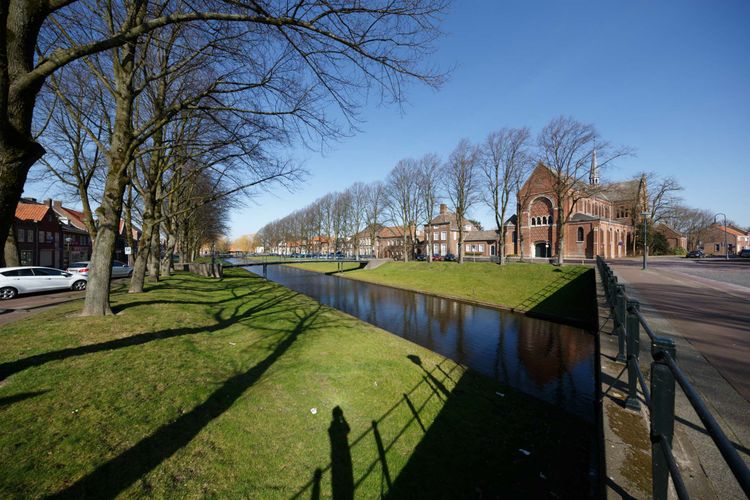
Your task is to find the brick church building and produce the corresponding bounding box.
[514,153,646,259]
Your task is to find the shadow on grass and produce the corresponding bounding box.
[50,304,328,499]
[0,285,296,382]
[522,268,597,330]
[0,390,49,407]
[294,356,593,499]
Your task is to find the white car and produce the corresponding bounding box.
[0,266,88,300]
[66,260,133,278]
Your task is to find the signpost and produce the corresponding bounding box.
[124,246,132,255]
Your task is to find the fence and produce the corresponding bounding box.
[596,256,750,499]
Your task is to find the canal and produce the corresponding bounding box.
[245,264,596,421]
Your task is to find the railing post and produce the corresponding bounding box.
[625,299,641,410]
[263,263,267,278]
[615,285,626,362]
[650,337,676,500]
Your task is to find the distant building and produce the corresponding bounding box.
[14,199,63,267]
[700,224,750,255]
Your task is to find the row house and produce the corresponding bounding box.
[14,200,64,267]
[700,224,750,255]
[423,204,481,257]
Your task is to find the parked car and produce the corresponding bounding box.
[432,254,444,261]
[66,260,133,278]
[685,250,704,258]
[444,253,457,262]
[740,249,750,258]
[415,254,426,261]
[0,266,87,300]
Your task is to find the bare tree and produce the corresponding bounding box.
[1,0,448,268]
[385,159,422,261]
[364,181,386,257]
[417,153,441,262]
[480,127,531,265]
[443,139,480,264]
[345,182,369,259]
[537,116,630,264]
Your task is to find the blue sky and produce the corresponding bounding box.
[229,0,749,237]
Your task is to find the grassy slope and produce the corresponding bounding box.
[0,270,591,498]
[289,261,596,326]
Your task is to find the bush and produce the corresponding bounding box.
[672,247,687,256]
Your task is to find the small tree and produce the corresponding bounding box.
[417,154,441,262]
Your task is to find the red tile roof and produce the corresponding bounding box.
[15,202,50,222]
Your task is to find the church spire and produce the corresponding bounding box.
[590,148,600,185]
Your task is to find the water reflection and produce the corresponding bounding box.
[245,265,595,420]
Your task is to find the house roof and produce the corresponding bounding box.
[378,226,405,239]
[15,202,50,222]
[569,213,599,222]
[53,205,88,231]
[464,230,499,242]
[655,224,685,238]
[713,225,747,237]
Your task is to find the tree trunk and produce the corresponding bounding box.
[147,221,160,282]
[81,180,125,316]
[556,211,565,265]
[128,216,153,293]
[4,229,20,267]
[161,233,176,276]
[457,225,464,264]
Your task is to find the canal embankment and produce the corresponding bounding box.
[0,268,596,498]
[286,261,597,330]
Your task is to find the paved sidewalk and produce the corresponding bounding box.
[611,263,750,498]
[0,290,86,326]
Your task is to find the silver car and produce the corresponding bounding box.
[0,266,88,300]
[66,260,133,278]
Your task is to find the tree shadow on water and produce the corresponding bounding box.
[49,304,326,499]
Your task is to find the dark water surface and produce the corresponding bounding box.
[244,264,596,420]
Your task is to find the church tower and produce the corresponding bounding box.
[589,148,600,185]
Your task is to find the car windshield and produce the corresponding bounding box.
[70,262,89,267]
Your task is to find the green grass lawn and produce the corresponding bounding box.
[289,261,596,327]
[0,269,592,498]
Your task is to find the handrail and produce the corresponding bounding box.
[596,256,750,499]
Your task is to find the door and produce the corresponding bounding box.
[535,242,549,258]
[40,249,53,267]
[31,268,69,291]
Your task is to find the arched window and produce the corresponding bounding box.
[530,217,536,226]
[542,216,547,225]
[577,227,584,242]
[548,215,553,225]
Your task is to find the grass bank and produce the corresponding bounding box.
[288,261,596,327]
[0,269,591,498]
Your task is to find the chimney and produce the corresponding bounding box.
[53,199,63,209]
[439,203,447,215]
[44,198,52,207]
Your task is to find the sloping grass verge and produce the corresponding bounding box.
[289,261,596,328]
[0,269,591,498]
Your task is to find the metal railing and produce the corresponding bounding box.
[596,256,750,499]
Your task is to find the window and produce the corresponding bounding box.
[577,227,584,242]
[433,232,438,241]
[478,244,485,252]
[530,218,535,226]
[715,244,720,252]
[17,229,25,243]
[433,244,439,255]
[32,268,63,276]
[548,215,553,225]
[20,251,33,265]
[440,243,447,256]
[39,231,45,242]
[440,231,447,240]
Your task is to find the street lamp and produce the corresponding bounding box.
[641,212,649,270]
[64,236,72,268]
[714,213,728,260]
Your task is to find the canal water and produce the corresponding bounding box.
[244,264,596,421]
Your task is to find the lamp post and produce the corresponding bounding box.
[641,212,649,270]
[64,236,72,268]
[714,213,728,260]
